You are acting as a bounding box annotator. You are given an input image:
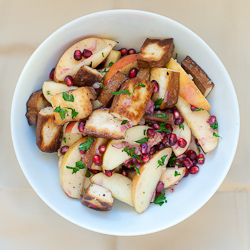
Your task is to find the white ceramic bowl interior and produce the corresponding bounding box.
[11,10,240,236]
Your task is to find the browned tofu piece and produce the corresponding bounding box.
[84,109,126,139]
[82,137,109,172]
[144,111,173,124]
[150,68,180,109]
[137,68,150,81]
[51,87,96,125]
[137,38,174,68]
[81,184,114,211]
[36,107,63,153]
[26,89,50,125]
[109,78,154,124]
[97,71,128,107]
[181,56,214,97]
[73,66,103,87]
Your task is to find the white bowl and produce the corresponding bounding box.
[11,10,240,236]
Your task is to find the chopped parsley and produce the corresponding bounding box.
[122,146,143,162]
[175,53,178,60]
[116,41,119,44]
[99,82,107,90]
[46,90,51,95]
[194,108,204,111]
[155,123,172,133]
[174,171,181,177]
[111,89,131,96]
[156,113,169,121]
[121,120,128,125]
[154,98,163,109]
[101,68,109,73]
[66,160,86,174]
[135,166,140,175]
[168,154,177,167]
[65,107,78,119]
[103,75,106,80]
[157,155,168,168]
[143,129,146,135]
[54,106,68,120]
[135,137,149,144]
[179,124,184,130]
[108,62,114,67]
[133,83,146,93]
[79,136,94,151]
[85,169,91,178]
[213,132,221,138]
[102,52,104,58]
[151,189,167,206]
[210,120,218,130]
[62,137,66,143]
[62,92,74,102]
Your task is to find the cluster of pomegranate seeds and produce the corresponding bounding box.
[177,138,187,148]
[147,128,156,139]
[60,146,69,155]
[105,170,112,177]
[207,115,216,125]
[119,48,136,56]
[173,109,184,125]
[151,80,159,93]
[78,121,86,133]
[49,68,55,80]
[93,155,102,166]
[129,68,138,78]
[99,145,107,154]
[64,75,74,86]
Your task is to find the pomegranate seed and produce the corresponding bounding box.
[195,138,200,146]
[197,154,205,165]
[165,124,173,134]
[122,170,128,177]
[141,143,147,154]
[176,154,187,162]
[49,68,55,80]
[184,167,189,177]
[93,155,102,166]
[155,142,165,151]
[82,49,92,58]
[149,146,156,155]
[99,145,106,154]
[189,165,199,174]
[105,170,112,177]
[152,123,160,130]
[79,149,86,154]
[142,153,150,163]
[78,121,86,132]
[190,105,198,111]
[60,146,69,155]
[186,150,197,161]
[169,133,177,146]
[183,158,193,169]
[207,115,217,125]
[192,159,197,165]
[74,50,82,61]
[174,115,184,125]
[173,110,181,119]
[156,181,164,193]
[128,48,136,55]
[178,138,187,148]
[151,80,159,93]
[137,155,144,164]
[162,137,167,144]
[128,158,138,166]
[64,75,73,86]
[119,48,128,56]
[129,68,138,78]
[147,128,156,139]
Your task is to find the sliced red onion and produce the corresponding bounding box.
[120,125,127,132]
[177,154,187,160]
[92,82,101,89]
[175,181,180,185]
[150,190,156,202]
[87,39,97,51]
[111,143,124,149]
[201,138,205,145]
[170,188,174,193]
[145,99,155,113]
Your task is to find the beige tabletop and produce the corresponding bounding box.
[1,0,249,249]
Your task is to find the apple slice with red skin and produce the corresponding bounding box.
[65,121,79,134]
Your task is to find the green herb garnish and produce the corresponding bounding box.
[111,89,131,96]
[143,129,146,135]
[54,106,68,120]
[135,167,140,175]
[101,68,109,73]
[122,146,143,162]
[154,98,163,109]
[133,83,146,93]
[168,154,177,167]
[108,62,114,67]
[210,120,218,130]
[157,155,168,168]
[66,107,78,119]
[179,124,184,130]
[151,189,167,206]
[156,113,169,121]
[62,137,66,143]
[79,136,94,151]
[46,90,50,95]
[213,132,221,138]
[174,171,181,177]
[194,108,204,111]
[175,53,178,60]
[135,137,149,144]
[102,52,104,58]
[99,82,108,90]
[156,123,172,133]
[62,92,74,102]
[85,169,91,178]
[66,160,86,174]
[121,120,128,125]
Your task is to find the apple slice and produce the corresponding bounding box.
[160,167,186,189]
[42,81,77,103]
[132,147,172,213]
[124,125,150,144]
[103,54,138,85]
[55,38,117,82]
[102,140,130,171]
[90,173,133,206]
[172,121,191,156]
[166,58,211,110]
[59,137,88,199]
[104,50,121,68]
[176,96,218,153]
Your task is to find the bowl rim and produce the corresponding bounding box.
[11,9,240,236]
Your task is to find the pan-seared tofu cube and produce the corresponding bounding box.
[36,107,63,153]
[51,87,96,125]
[151,68,180,109]
[110,78,154,124]
[84,108,126,139]
[137,38,174,68]
[81,184,114,211]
